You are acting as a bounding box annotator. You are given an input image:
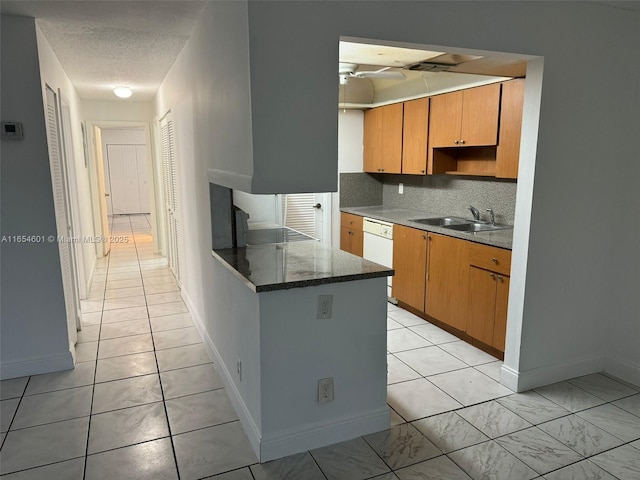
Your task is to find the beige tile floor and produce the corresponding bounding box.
[1,215,639,479]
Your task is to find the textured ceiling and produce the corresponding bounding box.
[1,1,207,101]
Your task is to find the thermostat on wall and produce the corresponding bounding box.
[1,122,24,140]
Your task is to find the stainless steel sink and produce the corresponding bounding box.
[411,217,471,226]
[444,222,513,233]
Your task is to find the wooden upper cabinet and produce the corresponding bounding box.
[496,78,525,179]
[429,84,500,148]
[425,233,469,332]
[363,103,403,174]
[402,98,429,175]
[392,225,427,312]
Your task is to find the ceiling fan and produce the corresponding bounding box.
[338,62,406,85]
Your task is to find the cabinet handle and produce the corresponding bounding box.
[454,140,459,145]
[380,168,385,172]
[421,234,427,240]
[460,139,465,145]
[490,273,496,279]
[420,169,425,173]
[492,258,498,264]
[497,275,503,281]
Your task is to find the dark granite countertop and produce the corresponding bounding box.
[341,205,513,250]
[212,241,394,293]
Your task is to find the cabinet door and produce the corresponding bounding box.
[340,226,352,253]
[380,103,403,173]
[493,275,510,351]
[467,266,497,345]
[429,91,463,148]
[392,225,427,311]
[402,98,429,175]
[496,79,525,179]
[460,83,501,147]
[363,107,382,172]
[426,233,469,331]
[350,228,363,257]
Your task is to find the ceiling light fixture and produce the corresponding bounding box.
[113,86,132,99]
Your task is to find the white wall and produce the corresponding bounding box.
[0,15,73,378]
[82,100,154,123]
[331,110,364,246]
[101,128,145,145]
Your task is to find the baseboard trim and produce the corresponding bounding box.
[501,353,604,392]
[260,408,390,462]
[604,355,640,388]
[1,350,74,380]
[180,287,262,456]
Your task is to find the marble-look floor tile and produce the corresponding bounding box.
[106,278,142,289]
[144,283,180,294]
[165,389,238,435]
[102,295,147,311]
[146,291,183,305]
[25,362,95,395]
[591,444,640,479]
[150,312,194,332]
[387,318,404,331]
[88,402,169,454]
[101,306,148,323]
[448,440,538,480]
[457,401,531,438]
[144,275,178,286]
[496,391,570,424]
[395,347,467,377]
[0,417,89,475]
[77,325,100,343]
[148,301,188,318]
[11,386,92,429]
[81,300,103,313]
[387,330,433,353]
[153,326,202,350]
[250,451,325,480]
[429,368,513,406]
[387,379,462,421]
[438,341,498,366]
[156,344,212,372]
[364,423,441,470]
[99,319,151,340]
[368,474,400,480]
[576,403,640,441]
[104,286,144,299]
[160,363,224,399]
[0,457,85,480]
[495,427,583,475]
[81,312,102,325]
[1,398,19,432]
[92,374,162,414]
[613,393,640,417]
[387,355,421,384]
[544,459,616,480]
[409,324,459,345]
[412,412,488,453]
[395,455,472,480]
[474,361,502,382]
[106,271,141,281]
[85,437,178,480]
[387,309,426,327]
[95,351,158,383]
[173,422,257,480]
[632,439,640,449]
[0,377,28,400]
[98,333,154,359]
[75,341,98,363]
[534,381,605,413]
[568,373,638,402]
[538,414,623,456]
[311,436,390,480]
[390,408,406,427]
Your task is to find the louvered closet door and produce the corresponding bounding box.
[46,86,79,345]
[281,193,329,241]
[160,115,183,281]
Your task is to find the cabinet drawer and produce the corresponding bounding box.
[341,212,363,230]
[468,243,511,275]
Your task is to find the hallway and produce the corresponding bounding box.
[1,216,640,479]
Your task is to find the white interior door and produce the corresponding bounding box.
[160,114,182,281]
[136,145,151,213]
[45,86,80,345]
[281,193,331,242]
[93,127,111,256]
[106,144,149,215]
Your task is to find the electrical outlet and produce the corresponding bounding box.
[317,295,333,319]
[318,377,334,403]
[399,182,404,194]
[236,355,242,381]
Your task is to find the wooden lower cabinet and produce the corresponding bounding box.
[425,233,469,332]
[340,212,363,257]
[392,225,427,311]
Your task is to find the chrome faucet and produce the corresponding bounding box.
[486,208,496,225]
[469,206,480,221]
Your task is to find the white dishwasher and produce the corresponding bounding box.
[363,217,394,299]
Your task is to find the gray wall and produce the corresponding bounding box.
[1,16,71,378]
